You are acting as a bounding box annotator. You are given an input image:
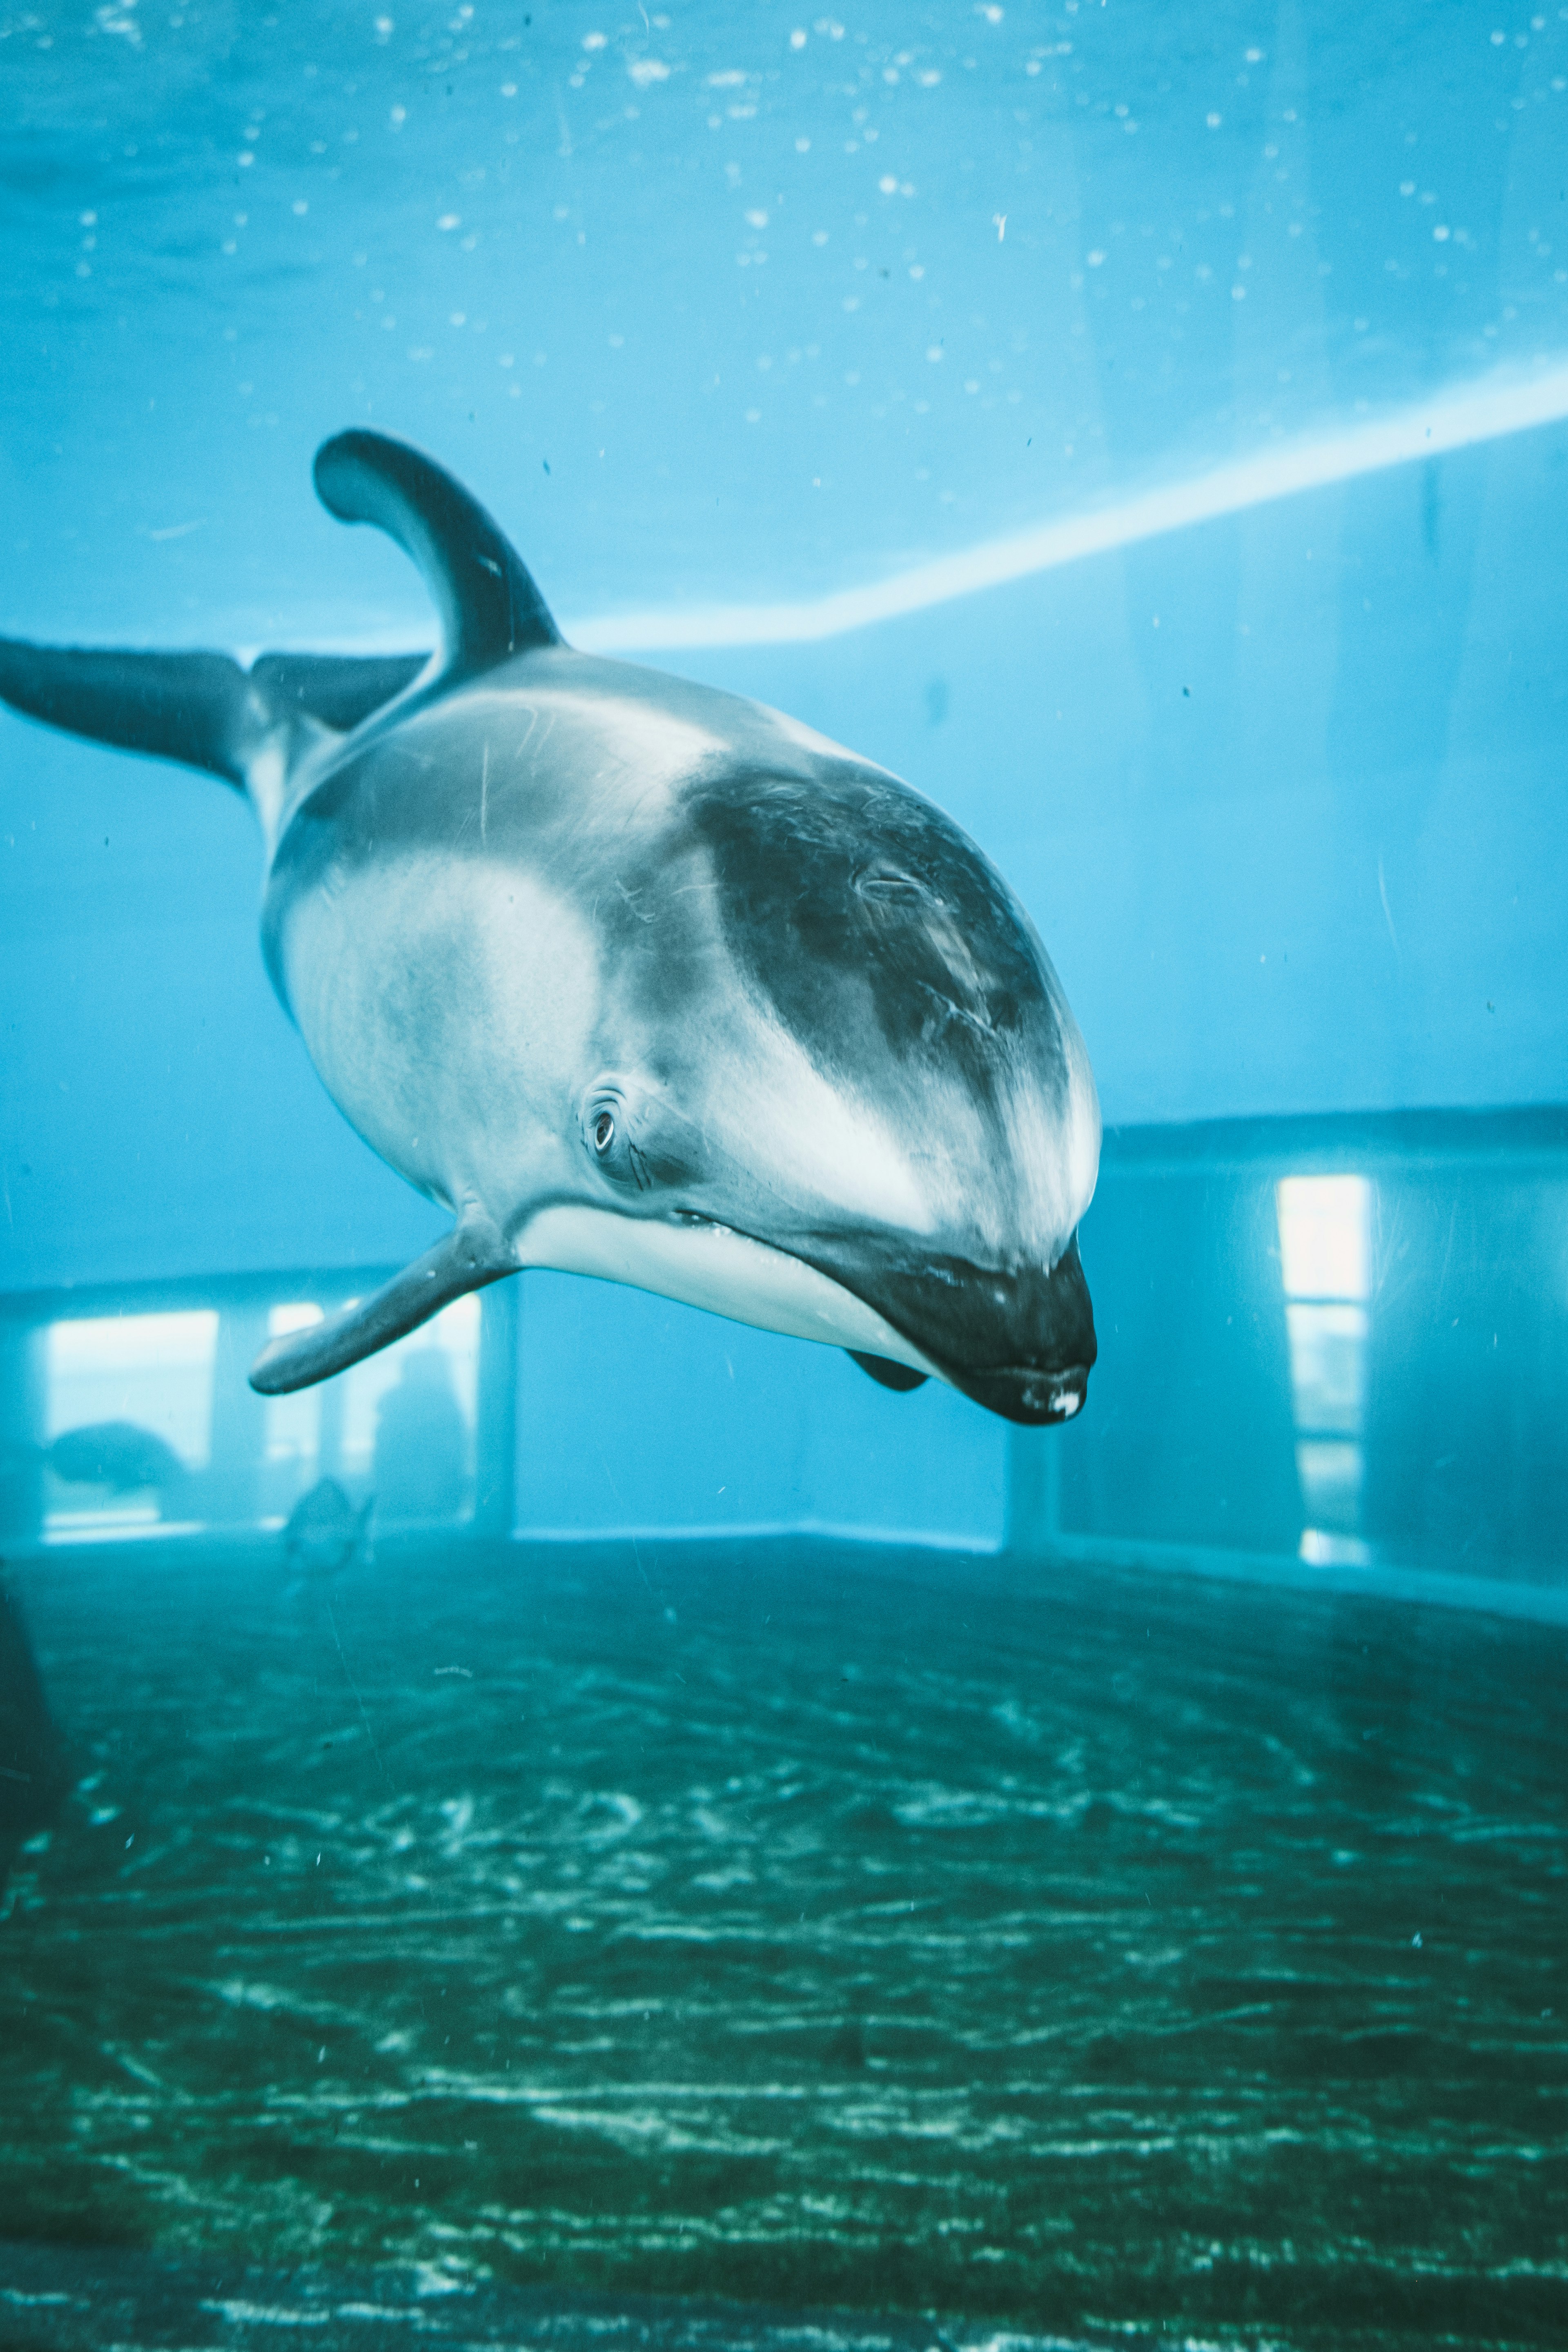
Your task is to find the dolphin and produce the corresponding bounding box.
[0,431,1100,1423]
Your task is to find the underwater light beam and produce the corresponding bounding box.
[568,361,1568,654]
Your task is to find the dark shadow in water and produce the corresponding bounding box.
[0,1574,73,1906]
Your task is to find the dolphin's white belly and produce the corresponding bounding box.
[279,849,597,1217]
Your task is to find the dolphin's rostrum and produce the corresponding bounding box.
[0,432,1100,1424]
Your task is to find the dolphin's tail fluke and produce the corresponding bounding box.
[0,639,428,785]
[0,639,254,784]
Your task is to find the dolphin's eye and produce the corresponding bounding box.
[582,1077,675,1194]
[584,1086,641,1186]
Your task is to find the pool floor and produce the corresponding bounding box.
[1,1534,1565,2350]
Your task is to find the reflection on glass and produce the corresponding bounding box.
[3,3,1564,2331]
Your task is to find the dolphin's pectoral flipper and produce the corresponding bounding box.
[0,640,429,785]
[249,1210,516,1396]
[0,638,255,784]
[848,1351,931,1394]
[313,429,562,685]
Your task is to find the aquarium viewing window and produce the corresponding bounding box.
[1277,1173,1373,1567]
[42,1310,218,1542]
[262,1293,481,1525]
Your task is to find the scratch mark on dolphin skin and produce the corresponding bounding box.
[480,743,489,846]
[615,878,655,924]
[514,709,555,766]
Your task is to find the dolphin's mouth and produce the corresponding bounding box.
[949,1362,1091,1426]
[787,1229,1098,1429]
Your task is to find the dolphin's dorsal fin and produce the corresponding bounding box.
[313,430,561,688]
[248,1206,514,1395]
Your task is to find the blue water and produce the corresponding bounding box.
[3,4,1568,2344]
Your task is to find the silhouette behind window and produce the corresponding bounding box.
[371,1350,468,1524]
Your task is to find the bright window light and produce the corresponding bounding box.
[269,1302,323,1338]
[1277,1175,1370,1301]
